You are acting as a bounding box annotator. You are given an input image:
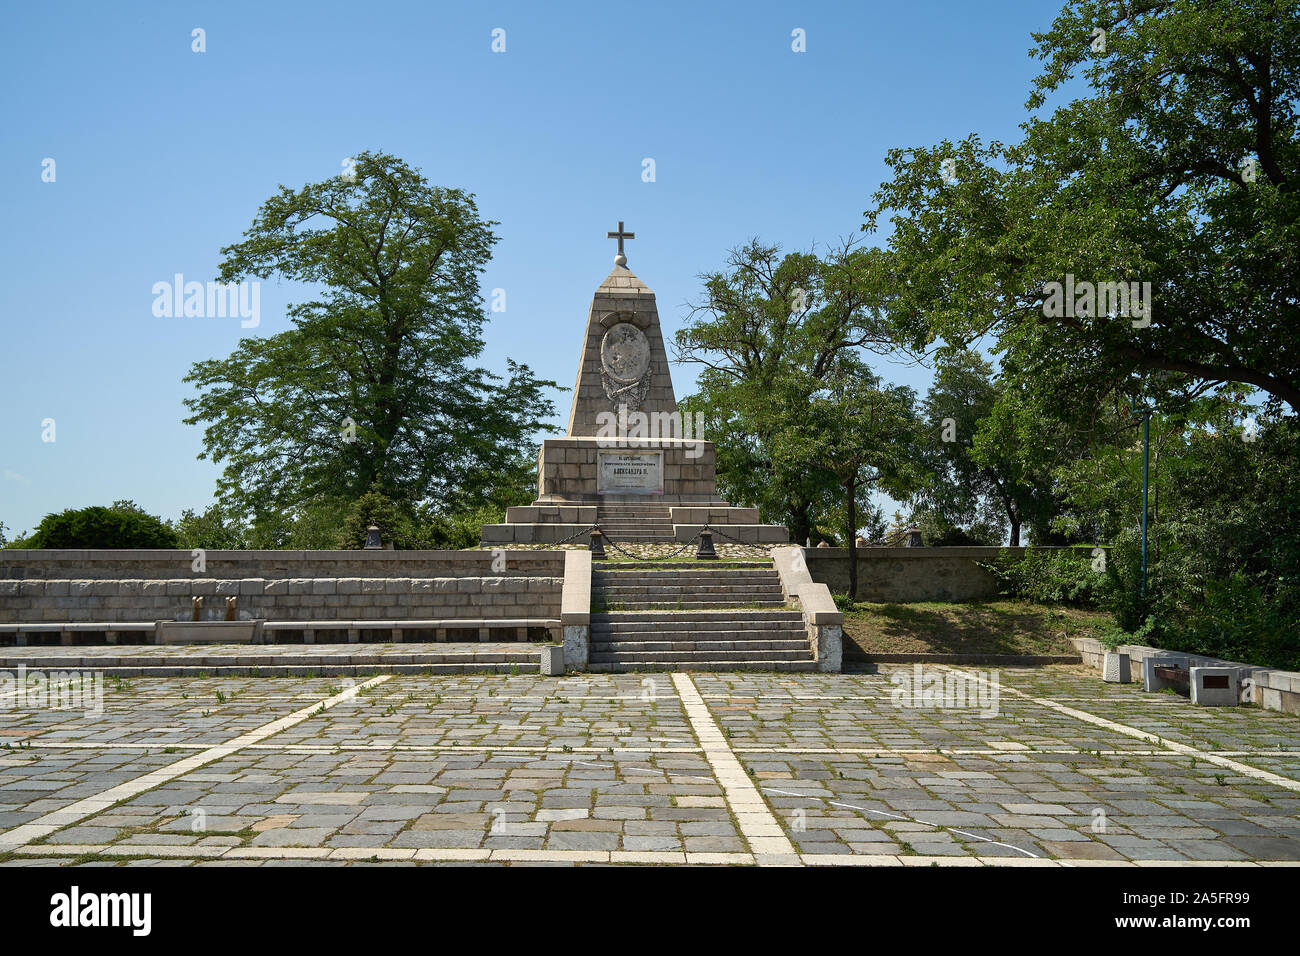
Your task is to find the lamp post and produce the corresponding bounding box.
[1131,397,1151,597]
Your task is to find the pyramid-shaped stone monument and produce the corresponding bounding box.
[480,223,789,546]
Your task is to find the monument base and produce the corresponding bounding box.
[480,437,789,546]
[533,436,723,501]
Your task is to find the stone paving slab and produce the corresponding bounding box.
[693,669,1300,862]
[0,666,1296,865]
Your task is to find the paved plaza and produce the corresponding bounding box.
[1,665,1298,866]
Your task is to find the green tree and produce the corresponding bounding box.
[865,0,1300,418]
[171,503,248,550]
[183,151,559,528]
[675,237,910,543]
[799,359,922,596]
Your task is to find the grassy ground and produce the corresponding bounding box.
[840,600,1112,657]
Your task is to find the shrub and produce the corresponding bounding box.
[1153,572,1299,671]
[977,547,1103,605]
[27,504,179,549]
[831,592,860,612]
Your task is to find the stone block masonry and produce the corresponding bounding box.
[485,253,789,549]
[0,551,565,640]
[771,546,842,672]
[0,549,563,581]
[1073,636,1300,717]
[0,575,561,625]
[802,546,1095,603]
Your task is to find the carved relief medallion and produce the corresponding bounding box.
[600,322,652,408]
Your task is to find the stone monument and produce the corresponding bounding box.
[480,223,789,546]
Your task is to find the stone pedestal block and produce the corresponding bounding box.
[540,644,565,676]
[1102,651,1131,683]
[1190,666,1240,706]
[563,624,589,671]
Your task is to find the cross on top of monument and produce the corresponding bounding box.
[607,220,635,267]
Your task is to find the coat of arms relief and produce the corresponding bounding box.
[600,322,652,409]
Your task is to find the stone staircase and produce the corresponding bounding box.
[596,502,675,542]
[589,562,815,672]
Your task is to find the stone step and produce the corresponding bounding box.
[596,600,789,610]
[594,584,781,592]
[594,569,777,578]
[598,516,674,522]
[591,647,810,663]
[595,580,781,588]
[588,660,817,673]
[595,585,786,596]
[596,597,789,608]
[595,561,771,569]
[590,638,808,652]
[592,610,805,623]
[591,622,806,637]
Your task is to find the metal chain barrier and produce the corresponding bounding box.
[543,520,901,555]
[600,530,703,562]
[550,523,600,545]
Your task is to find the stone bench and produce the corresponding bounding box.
[0,622,157,645]
[1143,656,1243,706]
[0,618,560,646]
[261,619,560,644]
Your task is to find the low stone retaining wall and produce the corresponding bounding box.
[0,549,563,581]
[803,546,1090,602]
[0,551,565,639]
[0,576,561,625]
[1073,637,1300,715]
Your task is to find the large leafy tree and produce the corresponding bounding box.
[674,238,913,542]
[866,0,1300,418]
[183,151,557,524]
[910,350,1079,546]
[798,359,922,596]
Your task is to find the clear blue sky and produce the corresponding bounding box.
[0,0,1063,535]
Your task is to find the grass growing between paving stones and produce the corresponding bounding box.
[840,600,1110,656]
